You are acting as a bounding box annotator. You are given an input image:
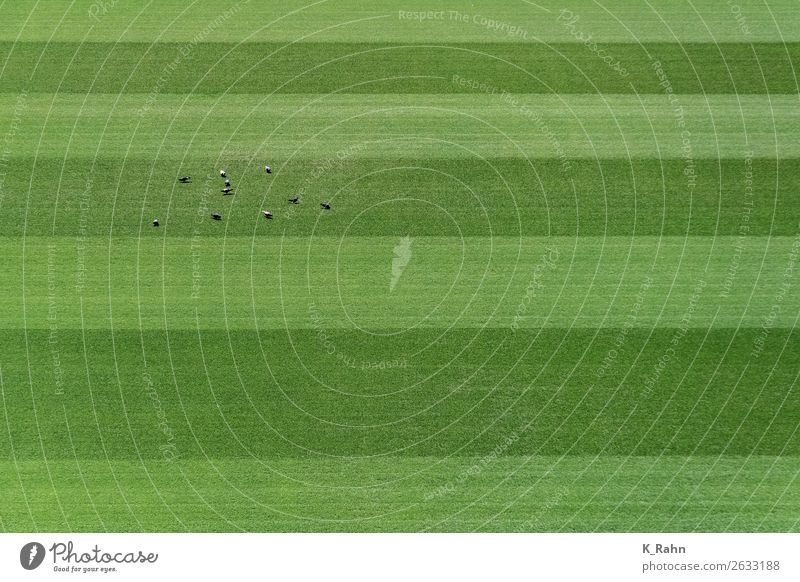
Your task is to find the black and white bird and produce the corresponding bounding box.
[262,210,273,220]
[211,212,222,220]
[153,218,160,227]
[264,165,272,174]
[178,176,191,183]
[219,169,226,178]
[221,187,233,194]
[288,197,299,204]
[224,178,230,187]
[320,202,331,210]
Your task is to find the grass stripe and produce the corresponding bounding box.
[2,94,798,159]
[1,327,797,460]
[2,0,798,535]
[0,457,797,531]
[3,236,799,330]
[4,157,798,237]
[2,42,799,94]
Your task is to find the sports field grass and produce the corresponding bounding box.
[1,0,798,532]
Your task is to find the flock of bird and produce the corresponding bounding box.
[152,164,331,227]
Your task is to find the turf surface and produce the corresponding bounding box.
[3,41,800,94]
[0,0,798,532]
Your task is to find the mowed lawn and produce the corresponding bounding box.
[0,0,798,532]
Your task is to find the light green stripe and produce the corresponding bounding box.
[1,458,796,531]
[2,0,798,43]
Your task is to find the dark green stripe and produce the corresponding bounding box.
[1,457,797,532]
[2,328,797,459]
[2,42,798,94]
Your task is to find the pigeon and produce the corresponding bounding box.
[212,212,221,220]
[153,218,160,227]
[320,202,331,210]
[221,187,233,194]
[178,176,191,183]
[219,169,226,178]
[262,210,273,220]
[264,165,272,174]
[224,179,230,187]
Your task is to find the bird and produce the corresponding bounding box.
[178,176,191,183]
[288,197,299,204]
[153,218,160,227]
[219,169,226,178]
[221,187,233,194]
[320,202,331,210]
[264,165,272,174]
[262,210,273,220]
[211,212,221,220]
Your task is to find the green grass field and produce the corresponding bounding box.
[1,0,799,532]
